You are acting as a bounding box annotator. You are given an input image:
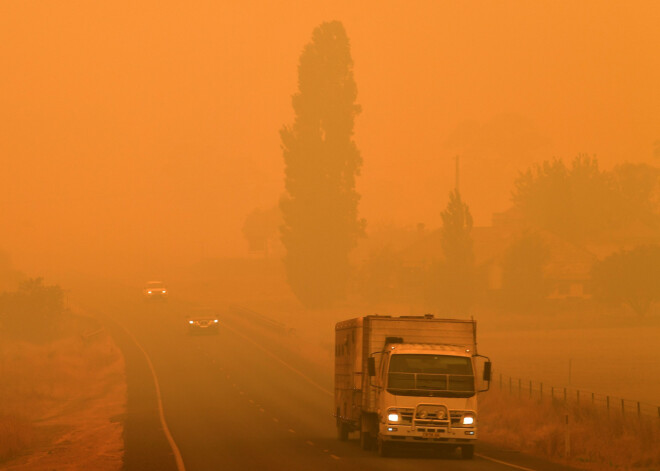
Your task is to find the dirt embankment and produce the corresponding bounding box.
[0,326,126,471]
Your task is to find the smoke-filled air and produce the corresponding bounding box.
[1,2,659,471]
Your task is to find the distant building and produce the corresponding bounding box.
[371,208,660,303]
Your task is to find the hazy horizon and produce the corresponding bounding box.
[2,1,659,276]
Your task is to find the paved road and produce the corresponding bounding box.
[73,284,579,471]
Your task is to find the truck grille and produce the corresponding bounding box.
[395,408,469,428]
[414,404,450,427]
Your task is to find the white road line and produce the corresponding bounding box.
[221,321,333,397]
[306,440,315,447]
[288,429,296,434]
[476,453,538,471]
[259,408,265,413]
[116,322,186,471]
[272,417,279,423]
[330,454,340,460]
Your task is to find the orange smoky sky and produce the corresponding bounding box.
[1,1,659,275]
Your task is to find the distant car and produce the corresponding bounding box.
[143,281,168,299]
[186,310,220,334]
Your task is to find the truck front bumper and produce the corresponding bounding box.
[379,424,476,444]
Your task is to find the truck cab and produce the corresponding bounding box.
[373,343,481,457]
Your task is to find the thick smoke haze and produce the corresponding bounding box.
[1,1,659,277]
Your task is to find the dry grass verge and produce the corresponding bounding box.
[0,416,33,462]
[480,386,660,471]
[0,330,125,470]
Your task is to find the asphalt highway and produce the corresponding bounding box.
[74,284,579,471]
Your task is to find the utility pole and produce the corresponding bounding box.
[455,155,460,193]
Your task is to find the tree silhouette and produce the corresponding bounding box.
[591,245,660,316]
[280,21,364,308]
[512,155,621,241]
[611,163,660,227]
[427,190,476,314]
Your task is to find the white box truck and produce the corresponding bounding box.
[334,314,491,458]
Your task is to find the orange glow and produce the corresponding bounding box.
[0,1,658,278]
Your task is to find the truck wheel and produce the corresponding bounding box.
[461,444,474,459]
[337,422,349,441]
[377,437,391,457]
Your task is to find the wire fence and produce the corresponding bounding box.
[496,373,660,419]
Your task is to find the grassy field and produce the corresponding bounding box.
[480,386,660,471]
[0,329,125,470]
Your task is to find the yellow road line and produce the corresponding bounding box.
[118,322,186,471]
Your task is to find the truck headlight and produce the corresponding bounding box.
[462,414,475,425]
[387,412,400,423]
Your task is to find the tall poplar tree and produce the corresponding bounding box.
[427,189,476,314]
[280,21,364,308]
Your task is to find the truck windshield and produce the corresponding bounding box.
[387,354,475,397]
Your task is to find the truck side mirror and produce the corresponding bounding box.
[367,357,376,376]
[483,361,492,382]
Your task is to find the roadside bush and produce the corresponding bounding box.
[0,278,65,342]
[0,415,33,462]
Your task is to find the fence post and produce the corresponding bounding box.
[499,373,502,390]
[518,378,521,396]
[564,414,571,457]
[621,399,625,416]
[529,380,532,398]
[509,377,512,393]
[607,396,610,415]
[540,383,543,399]
[551,386,554,399]
[591,392,594,405]
[564,387,567,402]
[637,402,641,417]
[577,389,580,405]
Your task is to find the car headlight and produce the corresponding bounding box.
[148,291,152,294]
[189,320,194,324]
[162,290,167,293]
[214,319,218,323]
[387,411,400,423]
[462,414,475,425]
